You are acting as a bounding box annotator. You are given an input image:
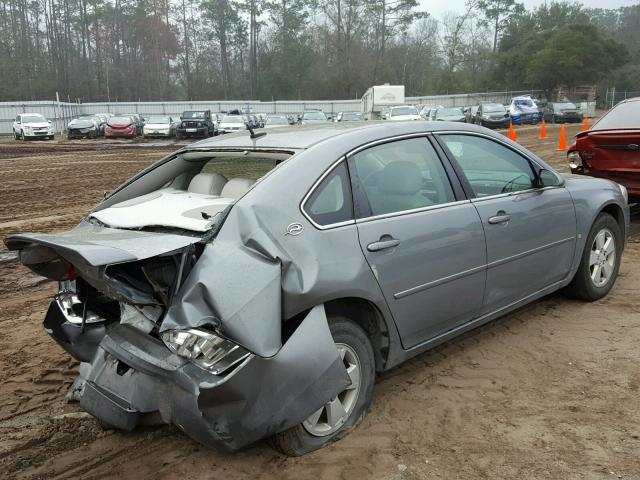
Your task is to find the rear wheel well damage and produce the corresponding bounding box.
[323,298,390,372]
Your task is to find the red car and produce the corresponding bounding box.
[568,97,640,200]
[104,116,137,138]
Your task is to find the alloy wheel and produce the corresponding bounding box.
[302,343,361,437]
[589,228,616,288]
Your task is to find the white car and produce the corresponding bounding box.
[383,105,422,121]
[143,116,176,137]
[12,113,54,140]
[218,115,247,134]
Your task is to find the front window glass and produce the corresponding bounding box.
[147,116,171,123]
[514,99,534,107]
[109,116,132,123]
[305,162,353,226]
[390,106,418,116]
[349,137,455,218]
[303,111,327,120]
[437,108,463,116]
[183,111,206,119]
[266,116,288,125]
[440,134,536,197]
[341,113,364,121]
[221,116,244,123]
[483,104,505,113]
[21,115,46,123]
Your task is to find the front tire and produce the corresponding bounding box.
[270,316,375,456]
[564,213,622,301]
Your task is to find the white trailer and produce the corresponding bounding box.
[361,85,405,120]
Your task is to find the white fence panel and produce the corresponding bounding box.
[0,92,544,135]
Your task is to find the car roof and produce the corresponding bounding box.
[185,121,493,152]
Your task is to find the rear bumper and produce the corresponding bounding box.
[44,301,349,450]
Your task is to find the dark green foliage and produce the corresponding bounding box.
[0,0,637,101]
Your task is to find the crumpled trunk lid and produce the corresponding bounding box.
[5,222,201,306]
[6,223,200,272]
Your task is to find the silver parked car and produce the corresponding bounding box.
[6,122,629,455]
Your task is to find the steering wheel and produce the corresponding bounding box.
[501,174,530,193]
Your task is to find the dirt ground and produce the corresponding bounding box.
[0,124,639,480]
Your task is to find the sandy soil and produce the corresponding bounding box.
[1,124,639,480]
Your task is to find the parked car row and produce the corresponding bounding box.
[11,96,588,143]
[415,96,584,129]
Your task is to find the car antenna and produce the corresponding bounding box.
[248,126,267,140]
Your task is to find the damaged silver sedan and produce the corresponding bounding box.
[6,122,629,455]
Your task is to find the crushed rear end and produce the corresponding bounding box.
[5,214,349,449]
[568,128,640,199]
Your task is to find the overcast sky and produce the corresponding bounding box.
[422,0,638,18]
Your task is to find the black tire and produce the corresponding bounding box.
[563,213,622,302]
[13,130,18,140]
[21,130,26,141]
[270,316,375,456]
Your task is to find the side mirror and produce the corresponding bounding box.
[535,168,562,188]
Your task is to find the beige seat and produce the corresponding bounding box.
[220,178,255,199]
[187,173,228,196]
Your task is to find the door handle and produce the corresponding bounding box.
[367,237,401,252]
[488,211,511,224]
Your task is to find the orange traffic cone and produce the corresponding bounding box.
[539,119,548,140]
[557,125,567,151]
[508,122,517,142]
[582,117,589,131]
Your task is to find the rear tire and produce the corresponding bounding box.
[270,316,375,456]
[564,213,622,301]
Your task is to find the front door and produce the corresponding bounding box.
[438,133,576,313]
[348,136,487,348]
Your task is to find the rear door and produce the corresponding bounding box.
[348,136,487,348]
[437,133,576,314]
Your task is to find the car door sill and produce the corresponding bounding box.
[399,278,568,359]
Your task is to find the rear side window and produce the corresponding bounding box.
[348,137,456,218]
[595,100,640,129]
[304,161,353,227]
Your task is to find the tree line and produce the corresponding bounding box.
[0,0,638,102]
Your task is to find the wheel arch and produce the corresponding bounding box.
[599,202,626,241]
[323,297,392,372]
